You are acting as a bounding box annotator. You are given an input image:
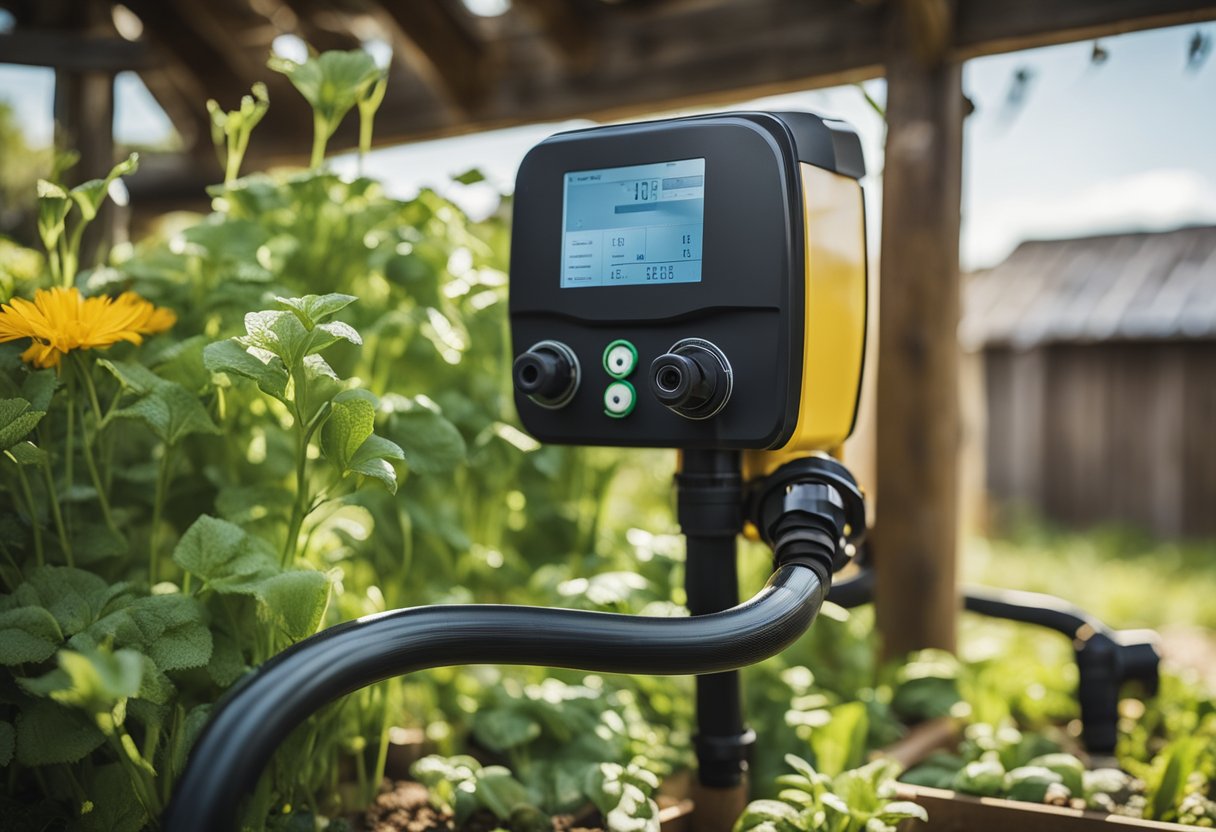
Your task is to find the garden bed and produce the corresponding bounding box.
[361,779,694,832]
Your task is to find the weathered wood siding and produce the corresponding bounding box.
[984,341,1216,538]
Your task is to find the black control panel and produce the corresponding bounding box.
[508,111,863,449]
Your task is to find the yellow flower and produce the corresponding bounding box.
[0,287,177,369]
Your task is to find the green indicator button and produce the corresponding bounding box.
[602,339,638,378]
[604,380,637,418]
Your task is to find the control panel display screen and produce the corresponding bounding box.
[560,158,705,288]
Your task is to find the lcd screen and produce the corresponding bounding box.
[560,158,705,288]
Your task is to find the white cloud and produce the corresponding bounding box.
[964,168,1216,270]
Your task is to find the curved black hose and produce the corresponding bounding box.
[163,562,826,831]
[963,585,1106,637]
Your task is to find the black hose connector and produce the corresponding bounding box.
[650,338,732,419]
[513,340,579,408]
[964,587,1161,754]
[748,456,867,585]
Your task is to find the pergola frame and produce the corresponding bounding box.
[2,0,1215,656]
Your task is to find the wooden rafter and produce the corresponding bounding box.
[510,0,596,68]
[0,29,149,71]
[375,0,487,109]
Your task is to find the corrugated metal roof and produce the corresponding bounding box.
[961,225,1216,349]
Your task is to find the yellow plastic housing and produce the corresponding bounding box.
[744,163,867,481]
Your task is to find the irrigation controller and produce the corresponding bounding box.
[509,111,867,456]
[164,111,1157,831]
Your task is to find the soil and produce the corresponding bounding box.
[360,780,601,832]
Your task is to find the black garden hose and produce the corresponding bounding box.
[163,561,828,831]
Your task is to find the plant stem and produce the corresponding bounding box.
[13,464,44,567]
[281,426,309,568]
[371,682,393,803]
[77,396,118,536]
[149,445,173,585]
[310,113,330,169]
[39,459,72,566]
[106,729,161,824]
[63,371,75,494]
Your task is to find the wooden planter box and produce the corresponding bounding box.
[896,785,1209,832]
[881,719,1208,832]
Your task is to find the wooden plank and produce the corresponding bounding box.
[0,30,150,71]
[896,785,1212,831]
[956,0,1216,59]
[872,0,964,658]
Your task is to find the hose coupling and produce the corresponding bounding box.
[748,456,867,586]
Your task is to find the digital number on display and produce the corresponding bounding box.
[560,158,705,288]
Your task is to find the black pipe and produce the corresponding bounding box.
[823,555,1160,754]
[162,562,827,831]
[678,450,754,788]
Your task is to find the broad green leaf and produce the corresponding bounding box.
[242,306,361,362]
[348,434,405,493]
[811,701,869,777]
[113,381,220,445]
[203,338,289,404]
[268,50,381,132]
[15,699,105,766]
[383,396,467,475]
[0,397,46,450]
[21,369,58,411]
[97,359,163,395]
[125,594,212,672]
[255,570,330,641]
[5,441,47,466]
[322,392,376,472]
[207,630,245,686]
[0,720,13,767]
[172,515,270,584]
[4,566,110,636]
[473,766,533,820]
[135,655,175,705]
[473,708,542,752]
[71,522,129,565]
[275,293,357,328]
[0,606,63,665]
[69,153,138,221]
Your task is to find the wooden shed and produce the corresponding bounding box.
[962,226,1216,538]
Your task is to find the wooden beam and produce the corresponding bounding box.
[376,0,488,108]
[0,30,150,71]
[509,0,596,68]
[955,0,1216,59]
[872,0,964,658]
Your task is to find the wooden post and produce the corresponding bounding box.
[873,0,964,658]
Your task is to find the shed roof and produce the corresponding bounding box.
[961,225,1216,349]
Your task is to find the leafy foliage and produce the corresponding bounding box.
[735,754,925,832]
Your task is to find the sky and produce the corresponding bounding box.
[1,21,1214,270]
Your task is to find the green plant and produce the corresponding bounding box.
[735,754,926,832]
[412,754,548,831]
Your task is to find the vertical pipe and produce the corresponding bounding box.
[677,449,753,788]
